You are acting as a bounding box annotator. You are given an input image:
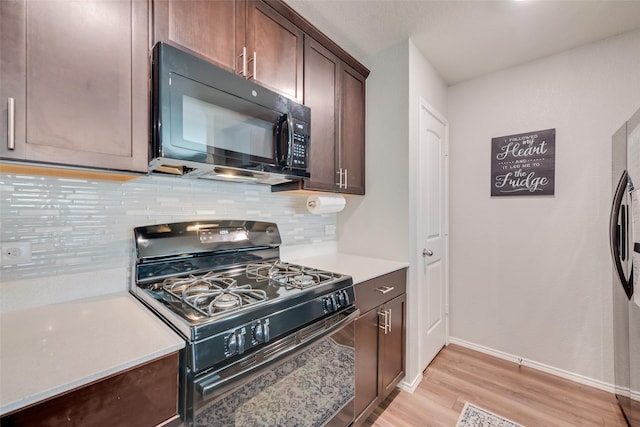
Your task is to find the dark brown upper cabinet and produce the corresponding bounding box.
[153,0,241,73]
[0,0,149,173]
[154,0,304,102]
[273,36,366,195]
[299,38,339,193]
[337,62,366,195]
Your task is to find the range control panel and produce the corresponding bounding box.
[191,286,356,373]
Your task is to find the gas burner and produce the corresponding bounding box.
[160,272,268,317]
[245,262,322,289]
[212,293,241,310]
[245,261,295,282]
[294,274,315,287]
[270,273,318,289]
[164,272,235,295]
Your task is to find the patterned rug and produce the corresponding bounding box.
[456,402,524,427]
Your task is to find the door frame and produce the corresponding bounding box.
[403,96,449,391]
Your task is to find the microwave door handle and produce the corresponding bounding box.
[286,112,294,166]
[610,170,633,300]
[275,113,286,166]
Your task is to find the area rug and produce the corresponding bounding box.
[456,402,524,427]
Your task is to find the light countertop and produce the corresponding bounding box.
[284,252,408,284]
[0,292,185,416]
[0,253,406,416]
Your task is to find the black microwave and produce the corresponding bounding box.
[150,42,310,185]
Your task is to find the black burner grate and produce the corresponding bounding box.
[162,272,268,318]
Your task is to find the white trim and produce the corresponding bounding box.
[415,96,450,371]
[398,372,423,393]
[418,97,448,128]
[449,337,616,394]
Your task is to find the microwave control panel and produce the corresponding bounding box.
[289,118,309,170]
[291,132,308,169]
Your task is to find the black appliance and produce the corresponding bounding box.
[130,220,357,427]
[150,43,310,185]
[610,106,640,426]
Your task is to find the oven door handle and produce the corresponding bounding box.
[196,306,360,400]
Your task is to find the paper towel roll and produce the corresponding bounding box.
[306,195,346,214]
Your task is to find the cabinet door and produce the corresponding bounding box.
[354,309,381,425]
[339,64,366,195]
[380,294,406,399]
[1,353,179,426]
[302,37,339,192]
[0,0,148,172]
[153,0,242,73]
[245,0,303,102]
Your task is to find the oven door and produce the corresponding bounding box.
[189,307,359,427]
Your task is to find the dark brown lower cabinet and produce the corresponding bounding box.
[0,352,179,427]
[354,269,407,426]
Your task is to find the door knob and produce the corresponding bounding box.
[422,249,433,257]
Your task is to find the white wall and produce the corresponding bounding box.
[338,38,448,388]
[448,29,640,385]
[408,40,447,117]
[338,41,410,261]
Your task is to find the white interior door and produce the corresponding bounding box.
[418,99,449,370]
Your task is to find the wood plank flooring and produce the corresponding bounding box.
[364,344,628,427]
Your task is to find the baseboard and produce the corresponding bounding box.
[398,372,423,393]
[448,337,616,394]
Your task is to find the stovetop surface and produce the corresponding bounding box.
[131,220,354,345]
[133,260,353,340]
[139,261,343,317]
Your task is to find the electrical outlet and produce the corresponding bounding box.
[1,241,32,265]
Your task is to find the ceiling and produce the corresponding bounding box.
[283,0,640,85]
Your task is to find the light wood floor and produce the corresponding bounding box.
[364,344,628,427]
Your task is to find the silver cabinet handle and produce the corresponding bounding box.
[385,309,391,334]
[374,286,395,294]
[377,309,391,334]
[336,168,343,188]
[238,47,247,77]
[422,249,433,257]
[247,51,256,80]
[377,309,389,333]
[344,168,348,189]
[7,97,15,150]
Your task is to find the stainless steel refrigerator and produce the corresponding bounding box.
[611,106,640,426]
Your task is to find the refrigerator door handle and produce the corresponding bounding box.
[609,170,633,300]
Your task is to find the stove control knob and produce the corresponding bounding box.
[323,295,337,313]
[253,321,270,343]
[336,291,349,307]
[226,330,245,356]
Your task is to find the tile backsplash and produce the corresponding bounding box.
[0,173,337,284]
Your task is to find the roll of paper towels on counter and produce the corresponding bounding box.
[306,195,346,214]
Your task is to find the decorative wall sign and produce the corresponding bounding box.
[490,128,555,196]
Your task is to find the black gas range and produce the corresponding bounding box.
[130,220,358,427]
